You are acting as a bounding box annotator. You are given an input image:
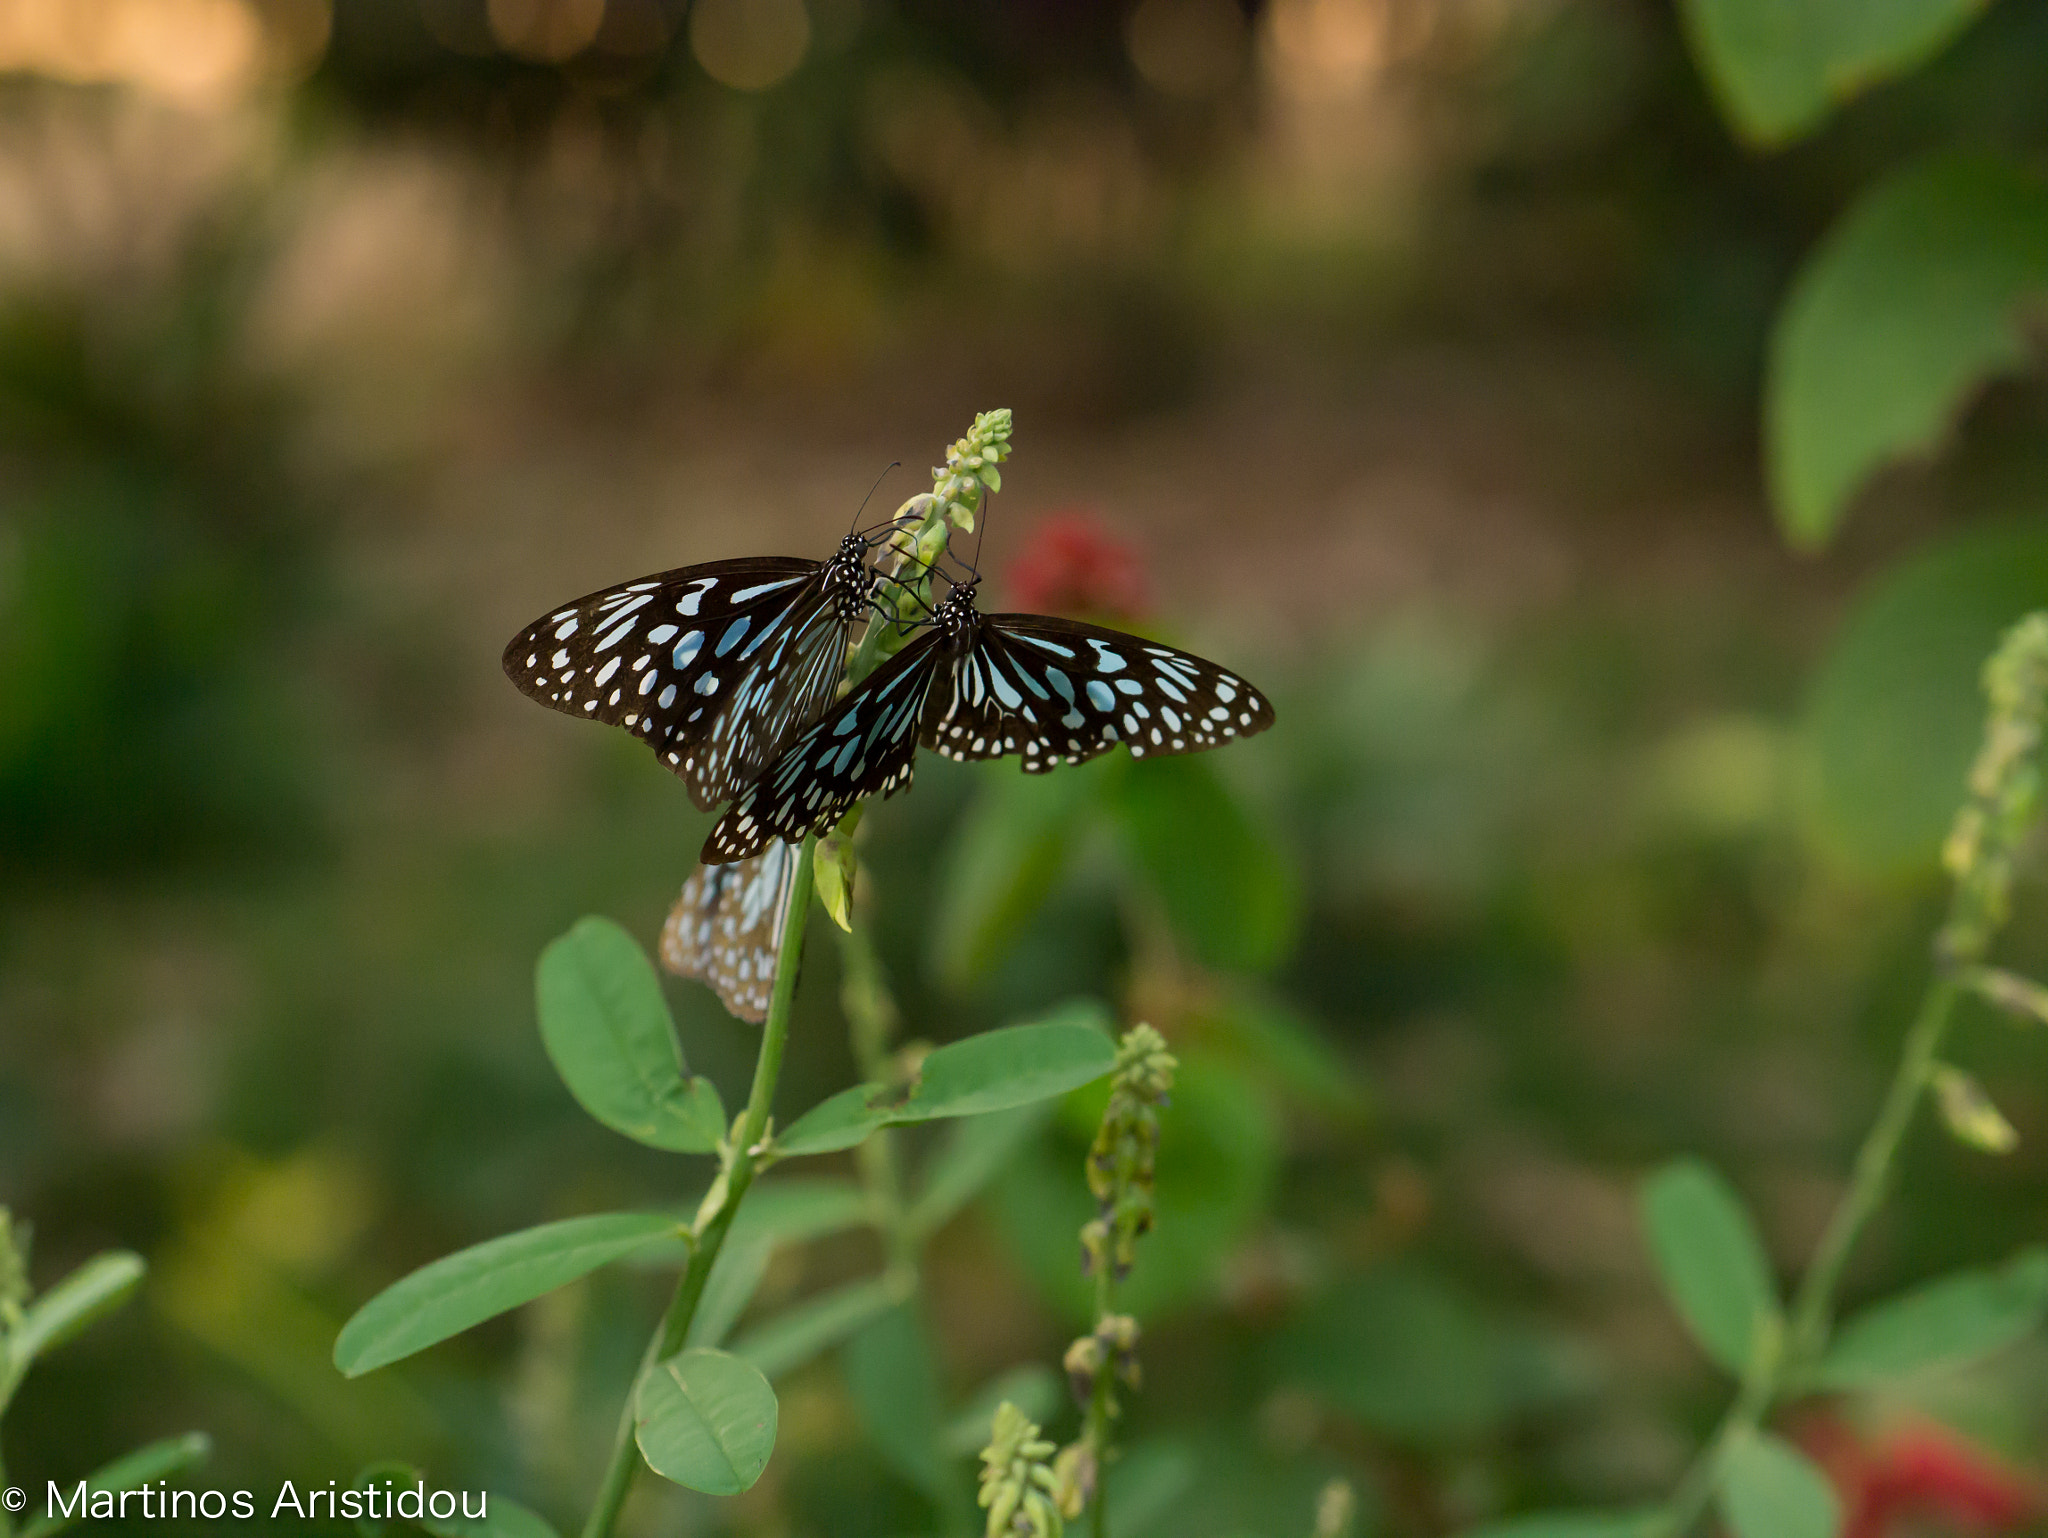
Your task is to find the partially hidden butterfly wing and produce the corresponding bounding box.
[925,614,1274,771]
[501,557,845,810]
[660,841,796,1023]
[701,633,944,864]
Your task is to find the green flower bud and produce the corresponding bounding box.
[978,1402,1063,1538]
[1932,1063,2018,1154]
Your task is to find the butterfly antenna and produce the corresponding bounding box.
[850,462,902,537]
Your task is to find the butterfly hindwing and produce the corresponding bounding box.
[661,842,796,1022]
[925,614,1274,771]
[502,556,847,810]
[701,633,943,863]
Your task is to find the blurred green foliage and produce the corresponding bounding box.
[8,0,2048,1534]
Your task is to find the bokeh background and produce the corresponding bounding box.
[7,0,2048,1533]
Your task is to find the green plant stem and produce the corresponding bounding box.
[1654,971,1964,1537]
[580,839,818,1538]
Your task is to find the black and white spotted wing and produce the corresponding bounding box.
[923,611,1275,771]
[702,582,1273,863]
[660,841,795,1023]
[501,539,876,811]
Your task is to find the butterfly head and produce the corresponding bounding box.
[826,532,878,622]
[933,577,981,644]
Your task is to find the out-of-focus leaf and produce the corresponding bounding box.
[730,1274,902,1381]
[1270,1266,1545,1443]
[992,1050,1279,1322]
[1813,1246,2048,1388]
[536,917,726,1153]
[344,1462,561,1538]
[776,1002,1116,1157]
[929,761,1105,987]
[1804,523,2048,872]
[941,1365,1066,1456]
[1111,755,1297,974]
[10,1250,144,1366]
[680,1180,873,1349]
[21,1433,211,1538]
[335,1213,681,1376]
[1465,1513,1661,1538]
[1203,994,1367,1120]
[635,1348,778,1496]
[1767,156,2048,547]
[1639,1159,1779,1377]
[1679,0,1988,146]
[1717,1429,1840,1538]
[843,1299,952,1508]
[906,1103,1055,1241]
[1104,1439,1198,1538]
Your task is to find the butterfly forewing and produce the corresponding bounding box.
[660,842,796,1022]
[702,634,943,863]
[502,556,848,810]
[947,615,1275,771]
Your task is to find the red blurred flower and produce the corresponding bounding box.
[1798,1412,2039,1538]
[1003,509,1149,621]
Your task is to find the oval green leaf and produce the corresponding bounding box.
[11,1250,144,1367]
[1679,0,1987,147]
[776,1001,1117,1157]
[1814,1245,2048,1389]
[1639,1158,1780,1377]
[1112,755,1298,974]
[336,1212,682,1376]
[1717,1429,1840,1538]
[730,1274,902,1381]
[1803,522,2048,872]
[635,1347,778,1496]
[537,916,726,1153]
[1768,155,2048,548]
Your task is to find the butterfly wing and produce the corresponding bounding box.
[502,557,848,810]
[702,633,943,864]
[660,841,796,1023]
[923,615,1274,770]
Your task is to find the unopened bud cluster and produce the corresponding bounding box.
[1082,1025,1176,1281]
[934,408,1013,531]
[1942,612,2048,964]
[977,1402,1063,1538]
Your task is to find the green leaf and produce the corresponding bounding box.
[1679,0,1988,146]
[776,1002,1117,1157]
[906,1104,1055,1241]
[1768,155,2048,547]
[1465,1513,1661,1538]
[21,1432,211,1538]
[10,1250,144,1366]
[1639,1158,1780,1377]
[941,1365,1066,1456]
[843,1299,951,1507]
[536,916,727,1153]
[1111,755,1297,974]
[335,1212,682,1376]
[994,1050,1280,1323]
[729,1275,903,1380]
[1803,522,2048,872]
[635,1347,778,1496]
[1102,1439,1198,1538]
[681,1181,873,1350]
[1813,1246,2048,1389]
[928,763,1102,987]
[1717,1429,1840,1538]
[1269,1265,1543,1443]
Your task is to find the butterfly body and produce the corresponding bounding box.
[704,578,1273,863]
[502,534,881,810]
